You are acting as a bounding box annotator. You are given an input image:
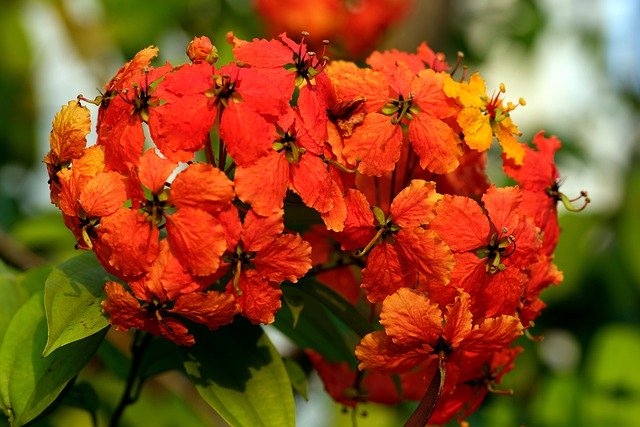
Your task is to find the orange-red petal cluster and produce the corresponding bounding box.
[45,32,574,425]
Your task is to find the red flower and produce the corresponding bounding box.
[96,46,172,172]
[331,55,461,176]
[220,208,312,324]
[355,288,522,389]
[102,241,238,346]
[234,109,346,231]
[336,180,453,302]
[430,186,541,318]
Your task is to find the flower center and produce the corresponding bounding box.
[474,228,516,274]
[381,94,419,125]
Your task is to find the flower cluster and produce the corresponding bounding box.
[45,33,587,424]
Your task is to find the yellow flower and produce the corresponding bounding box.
[444,73,526,164]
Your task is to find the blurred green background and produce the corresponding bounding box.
[0,0,639,426]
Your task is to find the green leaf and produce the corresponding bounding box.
[43,252,113,356]
[0,292,107,426]
[275,284,356,364]
[0,266,50,348]
[139,337,183,379]
[283,357,308,400]
[298,279,372,338]
[182,319,295,427]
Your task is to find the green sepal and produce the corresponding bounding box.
[372,206,387,226]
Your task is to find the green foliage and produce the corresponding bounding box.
[0,291,106,426]
[182,319,296,427]
[43,252,112,356]
[276,282,358,365]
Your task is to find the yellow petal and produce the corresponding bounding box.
[458,107,492,151]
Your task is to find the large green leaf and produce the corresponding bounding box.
[43,252,113,356]
[182,319,295,427]
[0,292,107,426]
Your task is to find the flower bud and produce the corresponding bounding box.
[186,36,218,64]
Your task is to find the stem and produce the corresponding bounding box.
[0,227,46,270]
[389,168,397,207]
[218,136,227,171]
[404,150,418,189]
[404,358,445,427]
[109,331,152,427]
[204,133,216,166]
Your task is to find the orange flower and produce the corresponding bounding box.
[220,208,312,324]
[44,100,92,205]
[102,241,238,346]
[430,186,542,318]
[356,288,523,390]
[96,46,173,171]
[331,56,461,175]
[336,180,453,302]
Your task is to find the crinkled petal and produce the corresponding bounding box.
[481,186,521,235]
[408,111,461,174]
[137,148,177,194]
[242,209,283,252]
[390,179,441,228]
[458,107,492,151]
[166,208,227,276]
[170,162,234,215]
[228,271,282,324]
[394,228,454,286]
[220,101,275,167]
[343,113,402,176]
[334,189,375,250]
[148,62,217,162]
[463,315,523,353]
[95,208,160,280]
[380,288,444,347]
[47,100,91,166]
[431,195,489,252]
[361,242,416,303]
[291,154,338,213]
[356,331,432,374]
[253,233,312,283]
[442,292,473,349]
[234,152,290,216]
[79,171,127,217]
[171,291,239,330]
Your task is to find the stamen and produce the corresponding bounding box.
[559,190,590,212]
[524,326,544,342]
[450,51,465,76]
[322,157,357,173]
[487,383,514,396]
[77,93,102,106]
